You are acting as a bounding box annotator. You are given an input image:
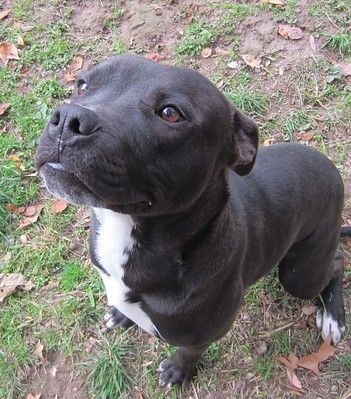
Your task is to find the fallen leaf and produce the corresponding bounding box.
[43,280,60,290]
[0,103,10,115]
[338,62,351,77]
[215,47,229,56]
[18,204,43,229]
[76,206,91,227]
[276,353,304,393]
[227,60,239,69]
[20,66,30,77]
[26,394,41,399]
[301,305,317,315]
[64,71,76,82]
[278,24,303,40]
[0,273,34,302]
[201,47,212,58]
[24,205,37,217]
[50,366,57,377]
[20,234,28,244]
[24,280,35,291]
[310,35,316,51]
[52,199,68,214]
[0,9,11,20]
[295,132,314,141]
[6,204,26,214]
[0,41,19,66]
[69,56,83,72]
[64,56,84,82]
[297,334,336,375]
[34,340,45,360]
[144,52,165,62]
[17,36,25,47]
[262,0,285,5]
[242,53,262,69]
[7,154,21,162]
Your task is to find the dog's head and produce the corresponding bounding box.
[36,55,258,215]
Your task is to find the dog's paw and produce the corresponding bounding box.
[104,306,134,331]
[316,308,345,345]
[157,358,191,389]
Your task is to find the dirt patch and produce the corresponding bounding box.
[24,352,87,399]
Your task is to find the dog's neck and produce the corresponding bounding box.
[132,168,230,244]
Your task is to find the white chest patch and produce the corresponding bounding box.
[93,208,156,335]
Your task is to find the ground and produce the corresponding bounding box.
[0,0,350,398]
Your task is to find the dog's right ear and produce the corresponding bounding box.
[227,106,259,176]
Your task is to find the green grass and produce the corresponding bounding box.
[218,2,257,33]
[177,21,217,56]
[226,90,269,116]
[85,334,133,399]
[267,0,299,24]
[60,261,90,291]
[324,32,351,57]
[22,22,74,71]
[282,110,315,141]
[111,38,127,55]
[0,1,350,398]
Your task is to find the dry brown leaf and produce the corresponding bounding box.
[21,66,30,78]
[296,353,320,375]
[0,273,34,302]
[0,41,19,66]
[297,334,336,375]
[17,36,25,47]
[0,103,10,116]
[338,62,351,77]
[24,205,37,217]
[64,71,76,82]
[24,280,35,291]
[262,0,285,5]
[295,132,314,141]
[26,394,41,399]
[43,280,60,290]
[6,204,25,214]
[201,47,212,58]
[18,204,43,229]
[0,9,11,20]
[301,305,317,316]
[215,47,229,56]
[144,52,165,63]
[242,53,262,68]
[52,199,68,214]
[69,56,83,72]
[276,353,304,393]
[7,154,21,162]
[34,340,45,360]
[64,56,84,82]
[278,24,303,40]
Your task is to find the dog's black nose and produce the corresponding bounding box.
[47,104,98,139]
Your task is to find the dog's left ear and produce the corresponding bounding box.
[228,107,259,176]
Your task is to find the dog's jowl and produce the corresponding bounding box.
[36,55,348,388]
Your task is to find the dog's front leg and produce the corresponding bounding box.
[158,344,208,388]
[98,269,134,330]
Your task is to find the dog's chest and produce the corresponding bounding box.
[92,208,157,335]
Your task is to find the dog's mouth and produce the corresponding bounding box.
[39,162,153,213]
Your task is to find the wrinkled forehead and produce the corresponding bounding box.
[78,55,220,99]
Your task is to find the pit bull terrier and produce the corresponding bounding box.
[36,55,348,388]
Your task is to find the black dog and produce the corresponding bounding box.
[36,55,348,388]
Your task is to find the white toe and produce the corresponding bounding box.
[317,310,343,345]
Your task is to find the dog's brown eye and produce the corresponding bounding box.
[77,82,88,96]
[160,106,182,123]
